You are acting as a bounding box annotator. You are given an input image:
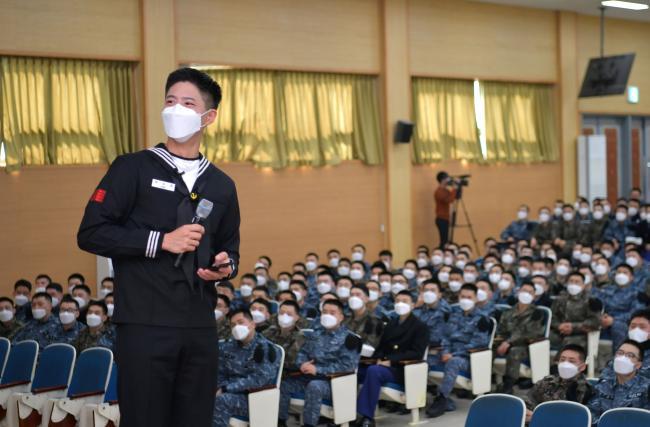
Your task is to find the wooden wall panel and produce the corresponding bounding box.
[632,128,641,189]
[176,0,381,73]
[0,0,140,60]
[412,161,563,251]
[409,0,557,82]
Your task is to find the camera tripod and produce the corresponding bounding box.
[449,185,480,254]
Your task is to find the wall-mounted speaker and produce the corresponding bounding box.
[394,120,413,143]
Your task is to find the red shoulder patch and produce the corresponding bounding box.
[91,189,106,203]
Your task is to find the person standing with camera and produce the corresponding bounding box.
[434,171,457,248]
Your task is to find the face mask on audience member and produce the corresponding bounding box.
[563,212,574,222]
[463,272,477,283]
[368,290,379,302]
[455,260,466,269]
[394,302,411,316]
[572,250,582,260]
[292,291,303,302]
[517,210,528,220]
[489,272,502,284]
[518,291,533,305]
[14,295,28,307]
[616,212,627,222]
[556,264,570,276]
[305,261,317,272]
[626,256,639,268]
[350,269,364,281]
[214,309,224,321]
[476,289,488,302]
[498,279,511,292]
[459,298,475,312]
[628,328,649,343]
[232,324,250,341]
[517,266,530,277]
[417,258,428,268]
[320,314,338,329]
[448,280,462,293]
[336,287,351,299]
[615,273,630,286]
[337,266,350,276]
[578,207,589,216]
[255,275,267,286]
[351,252,364,262]
[402,268,416,280]
[593,210,604,220]
[32,308,46,320]
[317,282,332,294]
[594,264,608,276]
[277,280,290,291]
[59,311,76,325]
[628,207,638,217]
[329,257,340,268]
[348,296,364,311]
[567,284,582,296]
[432,255,443,266]
[250,310,266,324]
[613,355,635,375]
[501,254,514,265]
[423,291,438,305]
[239,285,252,297]
[438,272,450,283]
[534,284,545,296]
[35,287,46,294]
[380,281,392,293]
[539,212,550,223]
[0,310,13,322]
[558,361,579,380]
[554,207,562,216]
[580,253,591,264]
[443,256,453,266]
[391,283,406,294]
[278,313,296,328]
[86,313,103,328]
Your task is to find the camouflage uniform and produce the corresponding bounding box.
[532,222,555,245]
[58,321,87,345]
[553,220,581,255]
[577,215,595,246]
[278,325,360,425]
[213,333,281,427]
[343,309,384,348]
[217,317,230,341]
[262,324,306,376]
[495,305,546,380]
[413,300,451,367]
[14,304,32,323]
[438,307,491,400]
[0,319,23,340]
[589,219,609,245]
[603,220,635,245]
[588,374,650,424]
[475,300,496,317]
[525,373,593,410]
[592,284,645,348]
[72,323,115,353]
[550,292,601,349]
[12,315,61,350]
[501,220,533,241]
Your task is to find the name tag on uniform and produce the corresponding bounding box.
[151,179,175,192]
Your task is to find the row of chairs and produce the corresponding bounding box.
[466,393,650,427]
[0,337,118,427]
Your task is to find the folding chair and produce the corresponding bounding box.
[10,343,75,427]
[0,340,39,422]
[0,338,10,378]
[465,394,525,427]
[44,347,113,427]
[230,345,285,427]
[428,317,497,396]
[598,408,650,427]
[77,363,119,427]
[378,347,429,425]
[586,328,601,378]
[530,401,591,427]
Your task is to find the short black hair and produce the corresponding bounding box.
[422,279,441,292]
[88,300,108,316]
[68,273,85,283]
[559,344,587,362]
[616,264,634,275]
[60,295,80,310]
[101,277,114,285]
[253,286,270,298]
[241,273,257,283]
[259,255,272,267]
[352,243,366,251]
[630,309,650,325]
[280,300,300,314]
[620,339,644,361]
[46,283,63,293]
[217,281,235,292]
[35,274,52,284]
[72,284,92,296]
[322,299,344,313]
[317,271,335,281]
[217,294,231,307]
[460,283,478,294]
[289,280,307,291]
[228,308,252,322]
[352,284,369,297]
[436,171,449,183]
[165,67,222,110]
[379,250,393,257]
[0,297,14,306]
[14,279,32,292]
[32,292,52,303]
[250,298,271,312]
[396,290,415,302]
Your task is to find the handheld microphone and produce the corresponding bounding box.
[174,199,213,268]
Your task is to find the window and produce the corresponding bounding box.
[0,141,5,168]
[473,79,488,160]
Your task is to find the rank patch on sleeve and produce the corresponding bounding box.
[91,189,106,203]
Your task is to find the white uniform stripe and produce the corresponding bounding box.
[146,231,154,258]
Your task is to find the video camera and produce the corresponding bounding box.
[450,174,471,187]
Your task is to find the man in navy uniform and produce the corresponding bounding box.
[78,68,240,427]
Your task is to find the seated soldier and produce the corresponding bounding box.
[413,280,451,367]
[289,280,318,318]
[599,310,650,380]
[355,291,428,427]
[501,205,533,242]
[13,279,32,323]
[278,299,360,427]
[343,284,384,354]
[531,206,554,247]
[475,279,495,316]
[550,272,601,350]
[427,284,491,418]
[364,280,390,320]
[45,283,64,315]
[588,340,650,423]
[531,274,553,308]
[442,268,464,304]
[57,296,86,344]
[249,298,273,334]
[72,284,92,324]
[335,276,354,307]
[213,309,281,427]
[215,294,231,341]
[98,277,114,300]
[252,285,272,302]
[72,300,115,352]
[234,274,258,309]
[13,292,60,349]
[263,301,306,377]
[494,271,517,306]
[377,271,394,312]
[0,297,23,340]
[525,344,593,422]
[550,257,572,295]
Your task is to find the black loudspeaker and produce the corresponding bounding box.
[394,120,414,143]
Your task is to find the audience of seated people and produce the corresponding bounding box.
[4,192,650,426]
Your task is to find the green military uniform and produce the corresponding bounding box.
[496,305,546,380]
[525,373,593,410]
[262,324,305,376]
[217,318,231,341]
[532,222,554,245]
[343,309,383,348]
[0,320,23,340]
[550,292,600,349]
[72,323,115,353]
[552,220,581,255]
[589,219,608,245]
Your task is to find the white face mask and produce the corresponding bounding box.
[448,280,462,292]
[214,309,224,321]
[489,272,502,284]
[161,104,209,143]
[278,313,296,328]
[626,257,639,268]
[518,292,534,305]
[432,255,443,265]
[394,302,411,316]
[554,207,563,216]
[539,213,550,223]
[563,212,574,222]
[292,290,303,302]
[32,308,47,320]
[239,285,253,297]
[484,262,495,272]
[337,266,351,276]
[580,253,592,264]
[380,281,392,293]
[556,265,570,276]
[370,274,379,282]
[616,212,627,222]
[532,270,547,277]
[594,264,608,276]
[558,361,579,380]
[277,280,290,291]
[423,291,438,305]
[502,254,514,265]
[628,207,639,217]
[517,210,528,220]
[584,275,592,285]
[567,284,583,296]
[232,324,250,341]
[350,269,364,281]
[613,356,636,375]
[572,250,582,260]
[251,310,266,324]
[318,282,332,294]
[14,295,29,307]
[59,311,76,325]
[329,257,340,267]
[86,314,103,328]
[336,287,351,299]
[254,262,266,269]
[348,296,364,311]
[51,297,60,308]
[416,277,426,286]
[601,249,613,259]
[455,260,467,269]
[391,283,406,294]
[368,290,379,301]
[320,314,338,329]
[615,273,630,286]
[35,287,47,294]
[534,284,545,296]
[438,272,450,283]
[443,256,454,266]
[0,309,14,322]
[351,252,364,262]
[255,275,267,286]
[593,210,604,220]
[498,279,511,292]
[603,204,612,214]
[578,207,589,216]
[402,268,416,280]
[459,298,475,312]
[476,289,488,302]
[305,261,318,272]
[518,267,530,277]
[463,272,477,283]
[99,288,112,299]
[417,258,428,268]
[628,327,649,343]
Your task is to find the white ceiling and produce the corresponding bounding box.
[473,0,650,22]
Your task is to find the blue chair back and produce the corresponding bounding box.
[1,340,38,385]
[0,337,10,378]
[104,363,118,403]
[67,347,113,398]
[530,401,591,427]
[598,408,650,427]
[465,394,525,427]
[30,344,76,392]
[269,301,279,315]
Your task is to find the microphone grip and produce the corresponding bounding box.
[173,216,203,268]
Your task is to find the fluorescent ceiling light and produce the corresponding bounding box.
[601,1,649,10]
